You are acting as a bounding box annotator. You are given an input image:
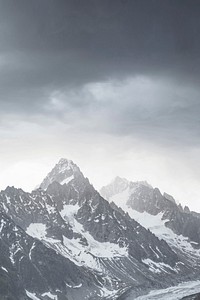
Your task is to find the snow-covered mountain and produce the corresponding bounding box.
[100,177,200,270]
[0,160,200,299]
[40,158,81,190]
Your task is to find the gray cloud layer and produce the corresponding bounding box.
[0,0,200,147]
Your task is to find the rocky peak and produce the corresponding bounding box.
[163,192,176,204]
[100,176,129,200]
[40,158,83,190]
[184,205,190,214]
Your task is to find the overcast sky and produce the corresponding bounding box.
[0,0,200,210]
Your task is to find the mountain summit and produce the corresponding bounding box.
[40,158,82,190]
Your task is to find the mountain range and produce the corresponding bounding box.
[0,158,200,300]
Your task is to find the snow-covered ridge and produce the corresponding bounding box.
[109,192,200,265]
[102,180,200,269]
[130,210,200,261]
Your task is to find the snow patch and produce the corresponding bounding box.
[0,219,6,232]
[142,258,177,274]
[60,175,74,185]
[26,291,41,300]
[29,242,36,260]
[26,223,47,239]
[42,292,58,299]
[1,266,8,273]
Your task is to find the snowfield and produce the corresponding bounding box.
[131,280,200,300]
[110,189,200,263]
[26,204,128,272]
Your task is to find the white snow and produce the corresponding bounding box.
[65,282,82,289]
[109,187,130,211]
[72,283,82,289]
[128,210,200,262]
[9,240,23,265]
[60,175,74,185]
[45,203,56,215]
[61,204,128,258]
[26,204,127,272]
[26,290,58,300]
[5,195,11,204]
[134,280,200,300]
[0,219,6,232]
[42,292,58,299]
[99,286,119,298]
[60,203,80,221]
[26,291,41,300]
[109,188,200,264]
[29,242,36,260]
[142,258,177,274]
[26,223,47,239]
[55,204,128,270]
[1,266,8,273]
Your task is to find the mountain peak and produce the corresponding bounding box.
[58,157,73,165]
[112,176,129,185]
[100,176,153,202]
[100,176,129,201]
[40,158,82,190]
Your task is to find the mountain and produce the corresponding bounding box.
[40,158,81,190]
[0,194,111,300]
[0,159,199,299]
[100,177,200,270]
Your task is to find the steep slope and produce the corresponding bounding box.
[0,209,109,300]
[100,177,200,268]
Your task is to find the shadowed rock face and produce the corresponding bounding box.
[0,159,199,299]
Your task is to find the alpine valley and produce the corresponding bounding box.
[1,159,200,300]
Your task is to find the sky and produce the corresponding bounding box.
[0,0,200,211]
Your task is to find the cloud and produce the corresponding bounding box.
[1,74,200,151]
[33,76,199,148]
[0,0,200,114]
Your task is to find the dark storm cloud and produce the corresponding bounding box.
[1,1,200,88]
[0,0,200,146]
